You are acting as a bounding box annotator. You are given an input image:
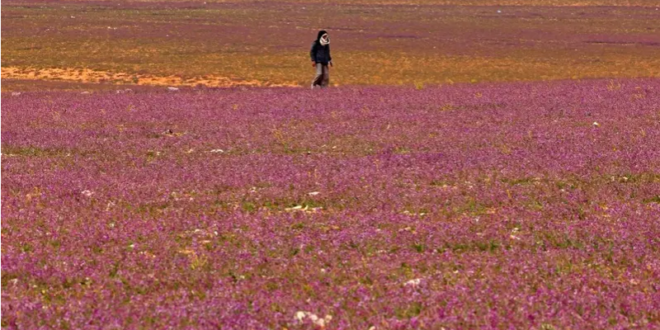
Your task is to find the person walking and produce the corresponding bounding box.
[310,30,333,89]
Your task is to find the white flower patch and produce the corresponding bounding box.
[81,190,94,197]
[294,311,332,327]
[404,278,422,287]
[294,311,306,322]
[285,205,322,213]
[510,227,522,240]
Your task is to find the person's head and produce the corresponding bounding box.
[317,30,329,46]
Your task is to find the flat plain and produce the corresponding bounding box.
[2,1,660,329]
[2,0,660,88]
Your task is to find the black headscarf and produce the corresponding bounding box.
[316,30,329,45]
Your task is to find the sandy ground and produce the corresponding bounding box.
[1,66,300,89]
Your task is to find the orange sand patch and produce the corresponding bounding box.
[1,67,300,88]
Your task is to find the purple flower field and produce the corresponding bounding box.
[2,79,660,329]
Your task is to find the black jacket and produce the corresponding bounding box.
[310,31,332,64]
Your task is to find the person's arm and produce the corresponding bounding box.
[310,42,317,66]
[328,45,333,66]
